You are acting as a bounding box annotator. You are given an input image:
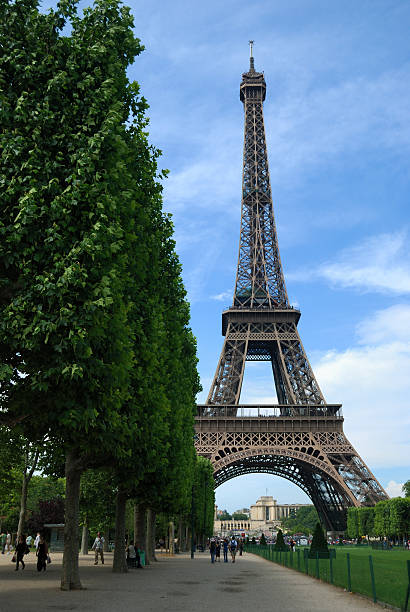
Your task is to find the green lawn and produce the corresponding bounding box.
[247,545,410,610]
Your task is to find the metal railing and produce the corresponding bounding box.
[196,404,342,418]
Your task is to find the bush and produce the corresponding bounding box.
[309,523,329,556]
[274,529,288,552]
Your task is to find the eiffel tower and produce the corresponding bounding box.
[194,43,388,531]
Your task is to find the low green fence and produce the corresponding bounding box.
[245,545,410,611]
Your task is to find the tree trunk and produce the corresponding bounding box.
[103,529,109,552]
[113,491,128,573]
[61,449,83,590]
[177,517,183,552]
[17,475,28,540]
[169,521,175,554]
[134,504,147,553]
[146,508,156,564]
[80,520,89,555]
[147,509,157,561]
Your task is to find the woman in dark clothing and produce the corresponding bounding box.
[15,535,27,571]
[36,535,48,572]
[209,539,216,563]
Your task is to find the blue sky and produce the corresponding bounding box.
[42,0,410,511]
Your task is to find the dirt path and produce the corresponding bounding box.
[0,549,384,612]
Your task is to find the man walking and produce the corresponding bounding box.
[223,538,229,563]
[209,538,216,563]
[230,537,238,563]
[91,532,105,565]
[0,533,6,554]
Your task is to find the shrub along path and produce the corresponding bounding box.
[0,549,383,612]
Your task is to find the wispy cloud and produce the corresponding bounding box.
[211,290,232,302]
[357,304,410,344]
[267,65,410,184]
[158,63,410,216]
[314,305,410,468]
[289,231,410,295]
[385,481,404,498]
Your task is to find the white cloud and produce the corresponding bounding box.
[318,231,410,294]
[161,63,410,216]
[385,480,404,498]
[357,304,410,344]
[289,231,410,295]
[211,290,232,302]
[314,306,410,468]
[266,65,410,184]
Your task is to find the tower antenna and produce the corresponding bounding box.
[249,40,255,71]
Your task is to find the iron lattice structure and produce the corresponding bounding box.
[195,49,388,531]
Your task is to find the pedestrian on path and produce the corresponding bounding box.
[239,539,244,556]
[14,535,27,571]
[230,537,237,563]
[34,532,40,550]
[92,532,105,565]
[215,540,221,562]
[223,538,229,563]
[127,543,137,568]
[0,532,6,554]
[209,539,216,563]
[6,532,11,554]
[36,535,48,572]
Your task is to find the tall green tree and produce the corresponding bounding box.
[358,506,375,538]
[0,0,162,589]
[347,507,359,539]
[281,505,319,535]
[374,500,391,538]
[192,456,215,542]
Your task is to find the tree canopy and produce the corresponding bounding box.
[0,0,202,589]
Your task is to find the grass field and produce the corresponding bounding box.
[247,545,410,610]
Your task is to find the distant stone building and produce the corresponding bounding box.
[214,496,311,536]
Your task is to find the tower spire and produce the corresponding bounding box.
[249,39,255,71]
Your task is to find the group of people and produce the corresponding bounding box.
[0,531,49,572]
[208,537,244,563]
[125,542,144,569]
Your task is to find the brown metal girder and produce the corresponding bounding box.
[210,448,359,508]
[195,416,344,434]
[222,308,301,335]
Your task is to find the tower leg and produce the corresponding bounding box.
[206,322,249,410]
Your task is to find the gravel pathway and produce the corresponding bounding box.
[0,549,386,611]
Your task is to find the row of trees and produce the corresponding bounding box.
[0,0,213,589]
[219,510,249,521]
[347,497,410,541]
[280,506,320,535]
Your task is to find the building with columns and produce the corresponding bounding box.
[214,496,311,536]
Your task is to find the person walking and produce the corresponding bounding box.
[6,532,11,554]
[230,537,238,563]
[91,532,105,565]
[0,533,6,554]
[223,538,229,563]
[14,535,27,571]
[239,539,244,556]
[34,532,41,551]
[26,534,33,549]
[127,542,137,568]
[36,535,48,572]
[215,540,221,562]
[209,538,216,563]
